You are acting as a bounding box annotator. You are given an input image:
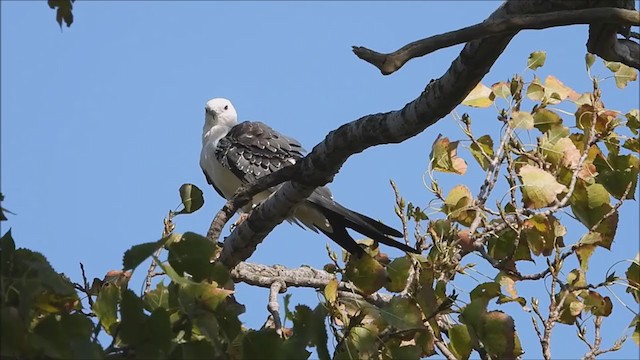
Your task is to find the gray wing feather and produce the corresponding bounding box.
[216,121,304,184]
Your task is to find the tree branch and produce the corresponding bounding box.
[267,280,286,336]
[353,7,639,75]
[207,165,300,243]
[230,262,392,307]
[216,0,637,270]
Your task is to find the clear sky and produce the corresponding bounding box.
[2,2,639,359]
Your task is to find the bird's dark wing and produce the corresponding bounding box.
[216,121,305,184]
[215,121,418,255]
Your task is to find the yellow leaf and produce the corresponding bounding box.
[462,83,495,108]
[324,278,338,304]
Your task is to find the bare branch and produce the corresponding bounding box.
[231,262,393,308]
[353,7,639,75]
[267,280,286,336]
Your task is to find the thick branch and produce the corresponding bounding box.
[207,165,300,242]
[588,22,640,69]
[231,262,391,306]
[353,7,639,75]
[216,0,636,269]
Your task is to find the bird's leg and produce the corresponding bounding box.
[231,213,250,231]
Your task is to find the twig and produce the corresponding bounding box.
[425,321,457,360]
[267,280,286,336]
[79,262,94,307]
[145,211,175,294]
[353,8,639,75]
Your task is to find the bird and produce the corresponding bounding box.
[200,98,419,256]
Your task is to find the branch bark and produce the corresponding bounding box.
[230,262,392,306]
[353,7,639,75]
[215,0,637,269]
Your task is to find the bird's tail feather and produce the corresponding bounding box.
[308,193,419,254]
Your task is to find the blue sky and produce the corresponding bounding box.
[1,1,639,358]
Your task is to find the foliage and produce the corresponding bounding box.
[48,0,75,28]
[2,30,639,359]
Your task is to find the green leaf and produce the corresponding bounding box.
[604,61,638,88]
[448,325,472,360]
[488,228,533,262]
[491,82,511,99]
[443,185,475,227]
[430,135,468,175]
[557,291,582,324]
[288,305,330,360]
[415,330,436,357]
[324,278,338,304]
[586,183,610,209]
[582,291,612,316]
[387,344,421,360]
[176,183,205,215]
[519,165,567,209]
[381,296,423,330]
[544,125,571,145]
[533,108,563,133]
[527,51,546,70]
[479,311,523,359]
[137,308,173,359]
[385,256,411,292]
[625,253,640,303]
[1,306,26,358]
[470,282,501,302]
[0,229,16,265]
[524,214,567,256]
[496,272,518,299]
[623,138,640,153]
[585,53,596,71]
[510,111,534,130]
[593,152,639,200]
[567,269,587,288]
[118,289,147,345]
[469,135,494,171]
[576,245,597,271]
[33,313,101,359]
[92,283,120,335]
[541,137,580,170]
[334,325,378,360]
[626,109,639,135]
[168,232,217,282]
[241,330,285,359]
[630,315,639,345]
[122,236,169,271]
[345,254,386,295]
[461,82,495,108]
[180,282,234,313]
[0,193,13,221]
[526,78,545,101]
[47,0,74,28]
[171,340,216,359]
[283,306,315,359]
[143,281,169,311]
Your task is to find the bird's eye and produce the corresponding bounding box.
[224,105,229,110]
